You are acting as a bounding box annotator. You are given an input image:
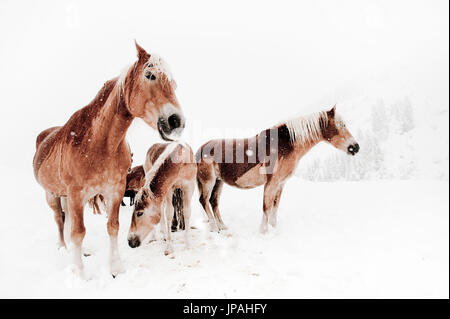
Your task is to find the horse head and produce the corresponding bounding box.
[321,105,359,156]
[119,41,185,141]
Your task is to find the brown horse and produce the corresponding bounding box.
[128,142,196,255]
[196,106,359,233]
[121,165,145,206]
[33,42,185,276]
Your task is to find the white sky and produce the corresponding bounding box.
[0,0,448,170]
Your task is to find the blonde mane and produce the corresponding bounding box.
[116,53,173,106]
[117,63,132,94]
[284,111,328,145]
[145,53,173,82]
[136,142,181,200]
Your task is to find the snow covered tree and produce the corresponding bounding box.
[371,99,389,141]
[392,98,415,134]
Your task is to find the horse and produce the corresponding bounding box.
[33,41,185,276]
[121,165,145,206]
[196,106,359,233]
[128,142,196,256]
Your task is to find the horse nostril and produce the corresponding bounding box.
[168,114,181,130]
[128,237,141,248]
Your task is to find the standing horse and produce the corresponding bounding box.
[33,42,185,276]
[196,106,359,233]
[128,142,196,255]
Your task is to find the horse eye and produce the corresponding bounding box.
[136,211,144,217]
[148,63,153,68]
[145,72,156,81]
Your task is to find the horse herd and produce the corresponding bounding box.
[33,42,359,277]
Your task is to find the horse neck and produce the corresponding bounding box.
[94,84,134,152]
[292,137,324,161]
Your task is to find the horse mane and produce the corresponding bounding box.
[62,78,119,146]
[117,54,174,96]
[145,53,173,82]
[117,63,134,96]
[136,142,181,201]
[283,111,328,146]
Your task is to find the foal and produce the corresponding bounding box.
[33,42,185,276]
[128,142,196,255]
[196,106,359,233]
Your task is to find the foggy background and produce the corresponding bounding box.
[0,0,448,181]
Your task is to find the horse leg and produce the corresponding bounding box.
[176,189,185,231]
[209,179,227,230]
[106,192,124,277]
[60,197,71,245]
[130,192,135,206]
[163,195,174,256]
[261,182,278,234]
[197,163,219,232]
[45,192,65,249]
[93,196,101,215]
[178,182,194,248]
[67,192,86,273]
[171,188,184,232]
[269,185,284,228]
[171,204,179,232]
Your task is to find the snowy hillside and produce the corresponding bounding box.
[0,172,448,298]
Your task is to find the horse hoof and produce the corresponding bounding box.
[110,258,124,277]
[208,221,219,233]
[164,247,173,256]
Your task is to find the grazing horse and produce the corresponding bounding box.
[196,106,359,233]
[33,42,185,276]
[128,142,196,255]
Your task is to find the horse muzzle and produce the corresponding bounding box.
[347,143,360,156]
[128,235,141,248]
[157,112,185,141]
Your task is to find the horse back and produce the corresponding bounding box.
[33,126,62,181]
[36,126,61,149]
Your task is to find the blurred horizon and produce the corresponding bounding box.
[0,0,448,179]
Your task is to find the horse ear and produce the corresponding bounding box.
[327,105,336,118]
[135,40,150,61]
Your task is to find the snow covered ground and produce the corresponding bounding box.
[0,169,447,298]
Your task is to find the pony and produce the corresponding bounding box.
[33,42,185,276]
[121,165,145,206]
[196,106,359,233]
[128,142,196,255]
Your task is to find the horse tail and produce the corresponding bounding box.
[171,188,185,232]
